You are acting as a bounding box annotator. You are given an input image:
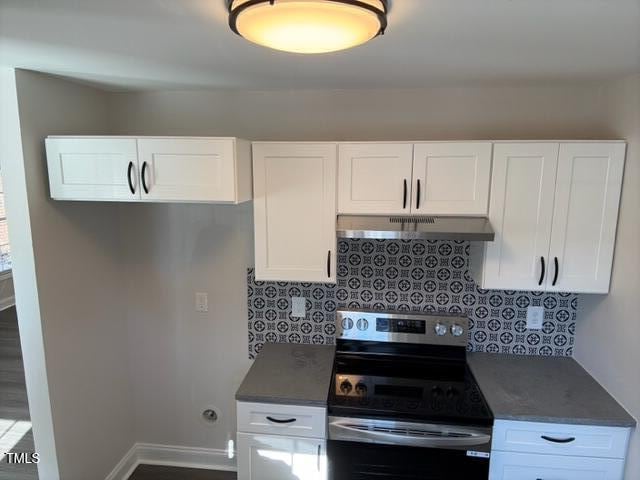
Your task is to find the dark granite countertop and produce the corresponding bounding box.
[468,353,636,427]
[236,343,336,407]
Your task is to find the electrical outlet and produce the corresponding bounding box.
[527,306,544,330]
[291,296,306,318]
[195,292,209,312]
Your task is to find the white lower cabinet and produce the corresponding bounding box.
[237,401,327,480]
[237,433,326,480]
[490,420,631,480]
[489,451,625,480]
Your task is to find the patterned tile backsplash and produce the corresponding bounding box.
[247,239,578,359]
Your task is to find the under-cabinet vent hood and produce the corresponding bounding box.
[336,215,495,241]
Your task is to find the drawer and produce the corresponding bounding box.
[489,451,625,480]
[237,402,326,439]
[492,420,630,459]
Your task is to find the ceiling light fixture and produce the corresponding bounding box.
[228,0,388,54]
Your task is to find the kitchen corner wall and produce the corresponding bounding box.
[247,239,578,359]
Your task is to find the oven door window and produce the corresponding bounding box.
[328,440,489,480]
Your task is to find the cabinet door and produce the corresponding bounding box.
[253,143,337,283]
[489,451,625,480]
[137,138,248,203]
[546,143,625,293]
[237,433,326,480]
[412,142,492,215]
[337,143,413,214]
[480,143,558,291]
[45,137,139,201]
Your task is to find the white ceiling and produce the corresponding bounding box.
[1,0,639,91]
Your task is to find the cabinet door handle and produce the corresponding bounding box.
[541,435,575,444]
[538,256,545,286]
[266,416,297,424]
[403,179,407,209]
[327,250,331,278]
[552,256,559,286]
[127,162,135,194]
[141,161,150,194]
[317,444,321,471]
[416,179,421,210]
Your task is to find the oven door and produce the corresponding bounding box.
[327,417,492,480]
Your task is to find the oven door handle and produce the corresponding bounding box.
[329,419,491,449]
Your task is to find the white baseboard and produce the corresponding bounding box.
[105,443,237,480]
[0,295,15,311]
[105,444,139,480]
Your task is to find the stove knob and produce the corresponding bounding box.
[356,318,369,331]
[340,380,353,395]
[450,324,464,337]
[341,317,354,330]
[434,323,447,336]
[431,386,444,397]
[355,383,368,395]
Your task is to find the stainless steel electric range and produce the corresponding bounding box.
[327,309,493,480]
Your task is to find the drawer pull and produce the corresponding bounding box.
[266,416,297,424]
[541,435,575,444]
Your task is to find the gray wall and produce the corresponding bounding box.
[576,75,640,480]
[2,69,135,480]
[108,84,611,141]
[107,82,616,457]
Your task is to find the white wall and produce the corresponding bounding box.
[107,82,618,457]
[576,75,640,480]
[1,69,136,480]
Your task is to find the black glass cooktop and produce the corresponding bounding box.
[328,352,493,427]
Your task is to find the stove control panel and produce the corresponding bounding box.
[334,373,464,403]
[337,310,468,347]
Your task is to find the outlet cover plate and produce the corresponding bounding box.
[195,292,209,312]
[527,306,544,330]
[291,297,306,318]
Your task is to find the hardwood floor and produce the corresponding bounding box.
[129,465,237,480]
[0,306,37,480]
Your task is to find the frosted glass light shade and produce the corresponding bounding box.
[228,0,388,54]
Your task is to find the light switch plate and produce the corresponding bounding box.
[195,292,209,312]
[291,297,306,318]
[527,306,544,330]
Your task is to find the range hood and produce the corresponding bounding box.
[336,215,494,241]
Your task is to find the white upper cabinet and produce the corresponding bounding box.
[137,137,251,203]
[45,136,252,204]
[338,143,413,214]
[471,142,625,294]
[412,142,492,215]
[46,137,140,201]
[252,143,337,283]
[336,142,491,215]
[546,143,625,293]
[474,143,559,291]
